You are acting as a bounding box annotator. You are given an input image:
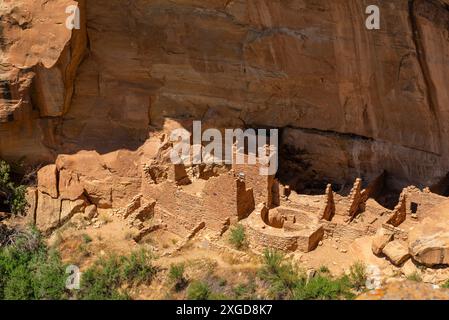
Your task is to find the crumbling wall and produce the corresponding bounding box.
[236,178,255,220]
[346,178,363,221]
[387,191,407,227]
[346,174,385,222]
[321,184,335,221]
[233,160,276,208]
[403,186,447,221]
[323,221,377,243]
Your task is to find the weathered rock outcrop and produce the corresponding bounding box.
[409,201,449,266]
[383,240,410,266]
[372,226,395,256]
[0,0,87,162]
[0,0,449,191]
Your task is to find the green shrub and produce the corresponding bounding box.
[0,227,158,300]
[0,160,27,215]
[121,250,157,285]
[0,227,67,300]
[258,249,303,299]
[348,261,367,291]
[441,280,449,288]
[78,255,128,300]
[187,281,211,300]
[81,234,93,244]
[3,265,33,299]
[318,265,330,274]
[294,275,354,300]
[10,185,27,215]
[78,249,156,300]
[29,250,67,300]
[229,224,247,250]
[233,284,247,299]
[257,249,356,300]
[406,271,422,282]
[168,263,187,291]
[233,281,256,300]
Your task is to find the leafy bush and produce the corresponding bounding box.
[78,249,157,300]
[168,263,187,291]
[187,281,211,300]
[0,226,159,300]
[348,261,367,291]
[29,250,68,300]
[229,224,247,250]
[233,284,248,299]
[258,249,302,299]
[294,274,354,300]
[78,255,128,300]
[233,280,257,300]
[122,250,157,285]
[0,160,27,215]
[406,271,422,282]
[0,227,67,300]
[9,185,27,215]
[260,249,285,274]
[258,249,355,300]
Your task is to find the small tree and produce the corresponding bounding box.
[258,249,302,299]
[229,224,247,250]
[0,160,27,215]
[121,249,157,285]
[168,263,187,291]
[348,261,367,291]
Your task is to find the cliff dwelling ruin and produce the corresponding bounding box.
[2,0,449,300]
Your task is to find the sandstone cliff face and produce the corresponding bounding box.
[0,0,86,162]
[1,0,449,189]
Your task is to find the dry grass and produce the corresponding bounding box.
[98,212,113,224]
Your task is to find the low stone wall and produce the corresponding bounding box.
[244,225,300,252]
[322,221,377,242]
[242,211,324,253]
